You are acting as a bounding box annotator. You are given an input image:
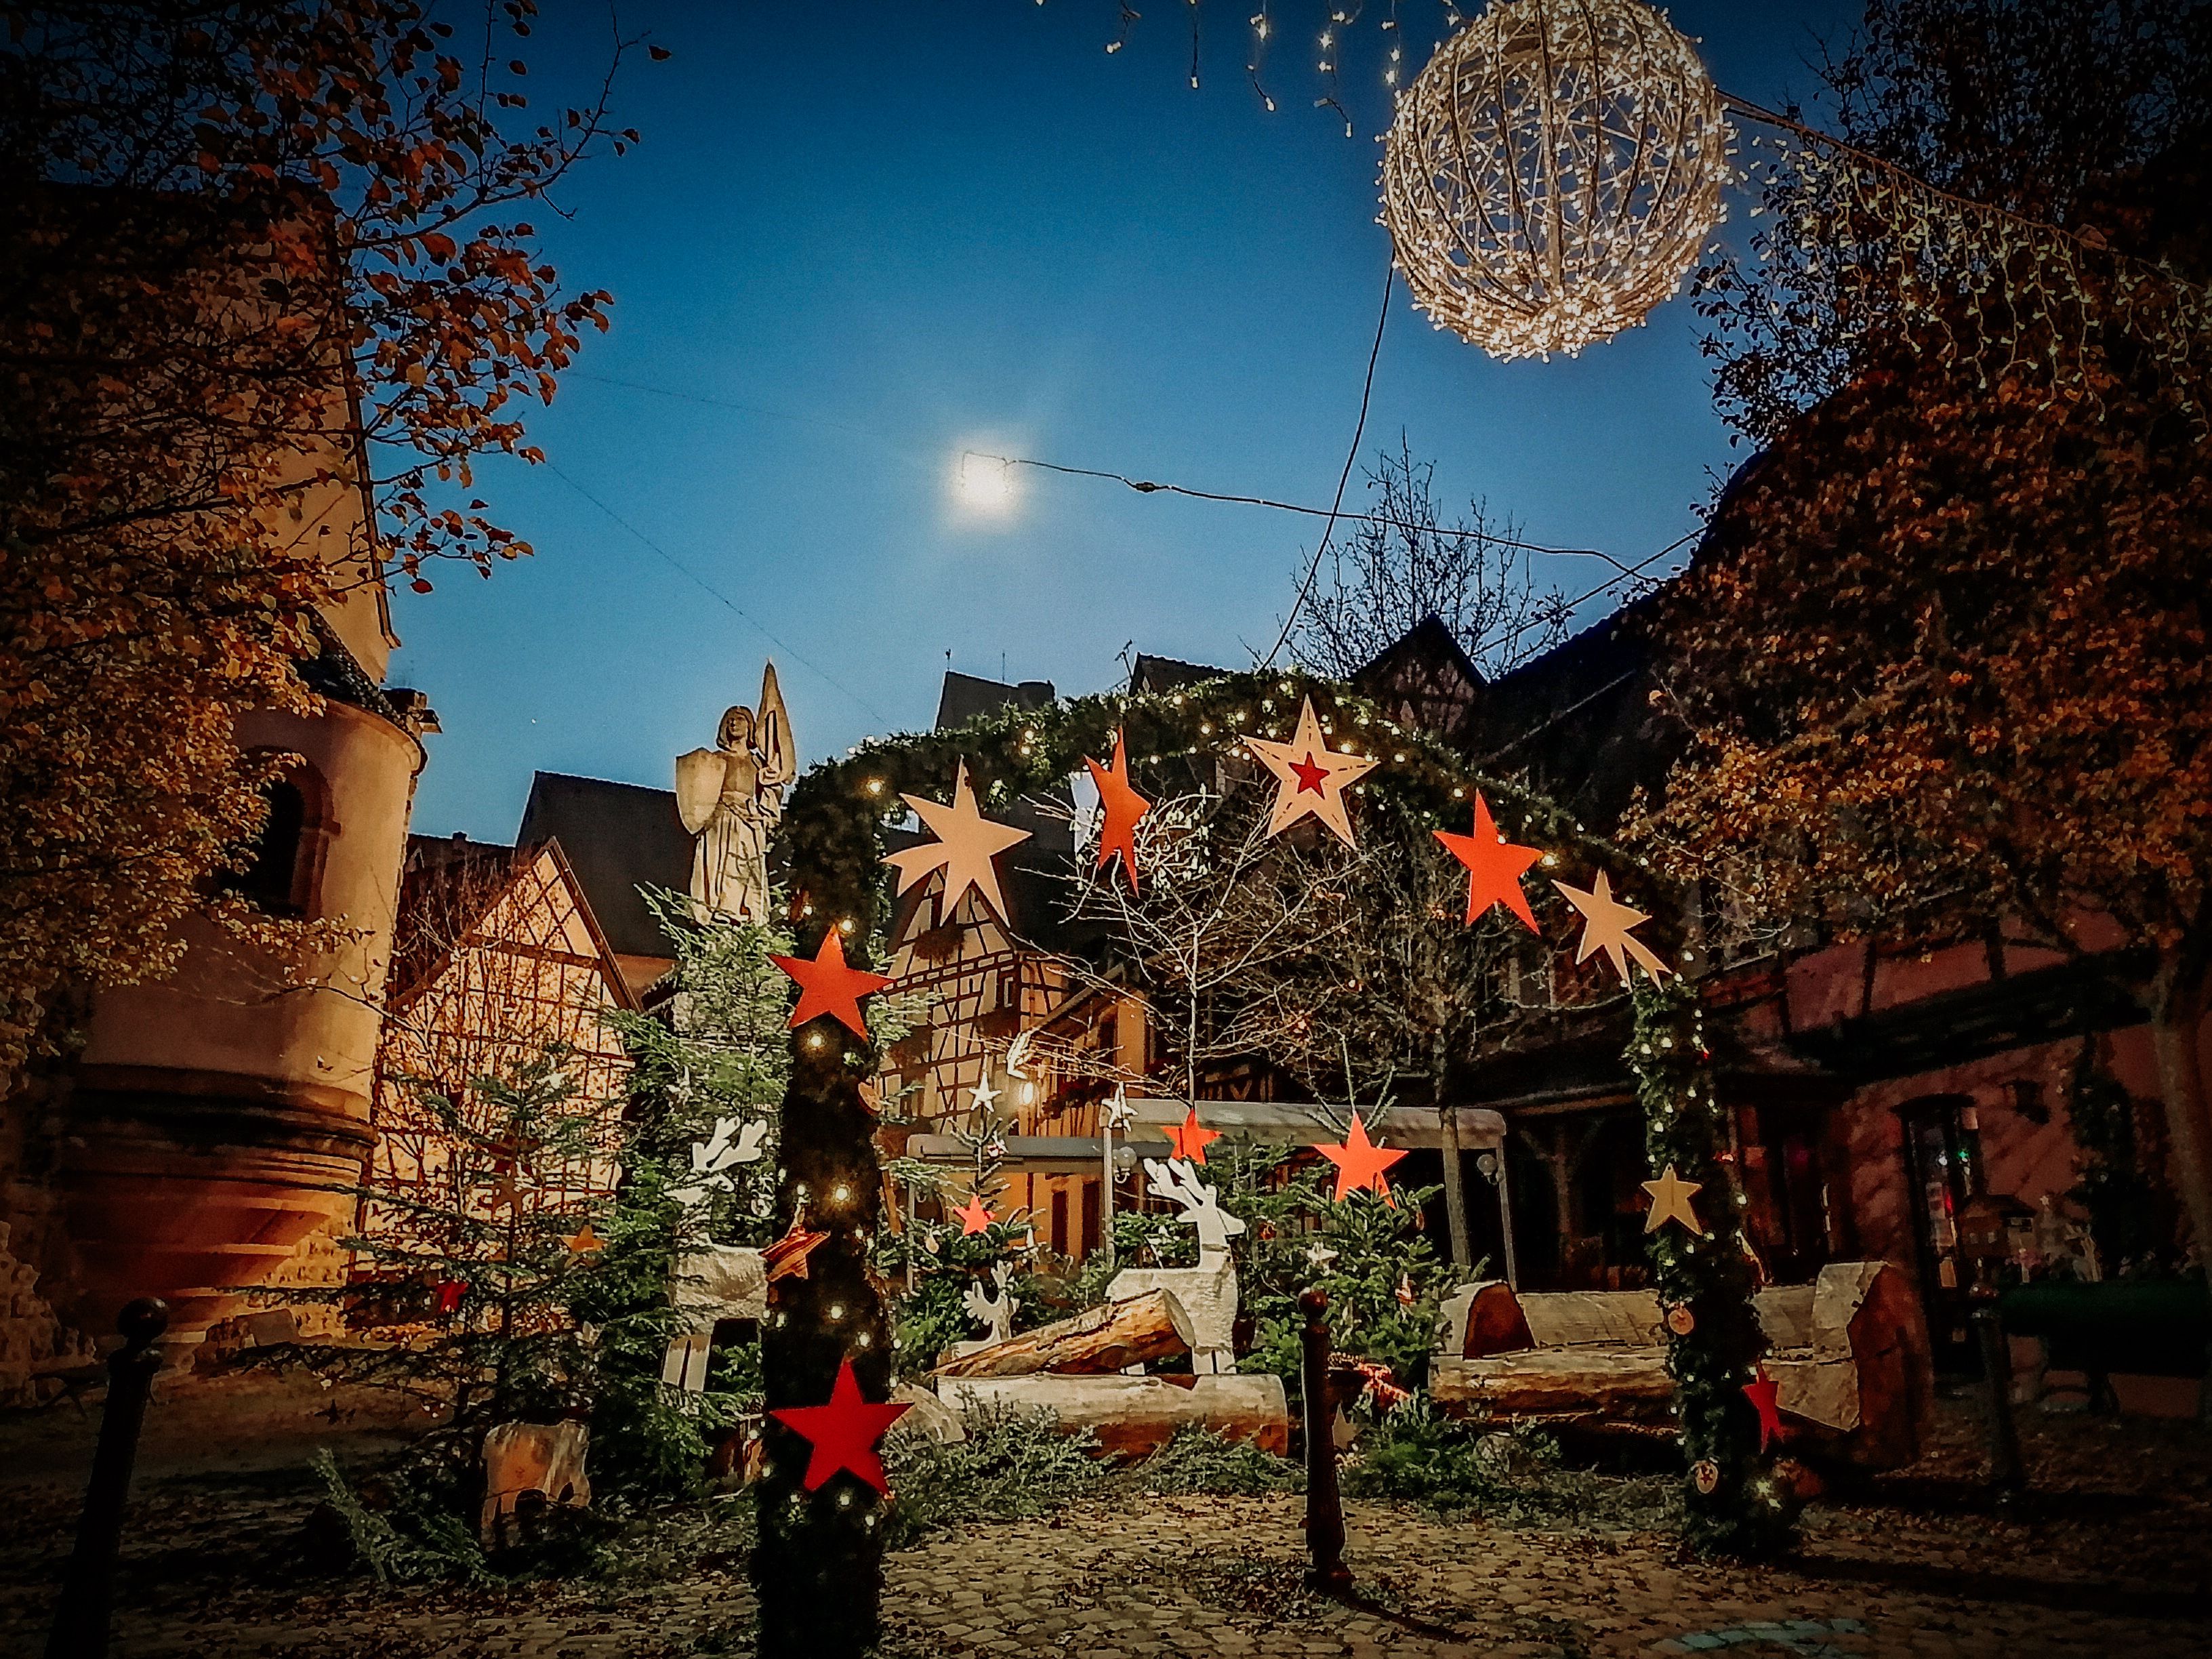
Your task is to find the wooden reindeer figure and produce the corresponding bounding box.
[960,1260,1019,1347]
[1108,1158,1246,1374]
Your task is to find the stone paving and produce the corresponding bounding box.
[1,1378,2205,1658]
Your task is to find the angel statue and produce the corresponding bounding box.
[676,663,795,923]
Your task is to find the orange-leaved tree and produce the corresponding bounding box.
[1648,1,2212,1254]
[1,1,663,1085]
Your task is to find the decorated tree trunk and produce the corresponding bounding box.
[753,955,895,1656]
[1629,978,1797,1557]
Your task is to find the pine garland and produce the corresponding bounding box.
[1629,978,1797,1557]
[758,667,1742,1647]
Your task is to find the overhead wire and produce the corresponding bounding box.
[541,459,897,726]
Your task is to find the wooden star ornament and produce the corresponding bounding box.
[1084,728,1151,894]
[1433,792,1542,931]
[762,1211,831,1284]
[1317,1111,1409,1203]
[885,760,1031,922]
[1641,1164,1705,1236]
[1164,1106,1220,1164]
[771,930,893,1038]
[769,1357,912,1497]
[1553,869,1671,986]
[560,1221,605,1256]
[1244,697,1379,847]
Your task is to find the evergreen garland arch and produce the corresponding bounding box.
[753,667,1790,1656]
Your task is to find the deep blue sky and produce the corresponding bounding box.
[388,1,1861,842]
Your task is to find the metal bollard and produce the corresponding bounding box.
[1970,1307,2024,1497]
[1298,1287,1352,1594]
[46,1298,168,1659]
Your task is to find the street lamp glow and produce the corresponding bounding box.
[955,450,1015,514]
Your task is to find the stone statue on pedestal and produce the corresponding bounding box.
[676,663,795,923]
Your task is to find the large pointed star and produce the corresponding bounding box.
[885,760,1031,922]
[769,1358,912,1496]
[1244,697,1379,847]
[968,1075,1001,1114]
[1553,869,1671,986]
[1164,1105,1220,1165]
[762,1211,831,1284]
[951,1191,997,1236]
[1317,1111,1410,1203]
[771,930,893,1038]
[1084,729,1152,895]
[1433,792,1543,932]
[1641,1164,1706,1236]
[560,1221,605,1256]
[1742,1364,1784,1453]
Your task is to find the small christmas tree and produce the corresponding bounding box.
[879,1085,1036,1375]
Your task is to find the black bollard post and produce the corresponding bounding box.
[1970,1307,2024,1497]
[47,1298,168,1659]
[1298,1288,1352,1594]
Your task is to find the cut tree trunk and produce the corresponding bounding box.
[1431,1347,1676,1427]
[932,1289,1195,1380]
[2150,962,2212,1264]
[933,1373,1290,1460]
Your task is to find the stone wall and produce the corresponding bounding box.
[0,1219,96,1408]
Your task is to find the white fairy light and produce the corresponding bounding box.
[1379,0,1732,361]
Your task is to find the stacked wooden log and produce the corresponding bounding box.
[926,1288,1288,1459]
[1430,1261,1932,1469]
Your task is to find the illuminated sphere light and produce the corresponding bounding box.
[1380,0,1732,361]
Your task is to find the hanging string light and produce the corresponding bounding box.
[1378,0,1732,361]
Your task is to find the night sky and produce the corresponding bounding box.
[386,1,1862,840]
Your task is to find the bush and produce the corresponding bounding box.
[1126,1426,1303,1496]
[1343,1397,1680,1530]
[878,1401,1106,1547]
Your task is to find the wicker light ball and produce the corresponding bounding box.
[1380,0,1732,361]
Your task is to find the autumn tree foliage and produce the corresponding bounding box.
[1650,0,2212,1252]
[0,2,658,1084]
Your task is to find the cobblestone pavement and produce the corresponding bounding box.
[1,1380,2205,1658]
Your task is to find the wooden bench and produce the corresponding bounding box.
[1431,1261,1932,1469]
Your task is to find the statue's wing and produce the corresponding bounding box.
[674,748,726,835]
[758,661,796,786]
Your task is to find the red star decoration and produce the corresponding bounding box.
[1164,1106,1220,1164]
[769,1358,912,1496]
[1084,729,1153,894]
[1743,1364,1785,1453]
[1433,792,1543,932]
[762,1212,831,1284]
[1290,752,1330,794]
[771,930,893,1038]
[561,1221,605,1256]
[1317,1111,1410,1204]
[432,1279,468,1315]
[951,1191,996,1236]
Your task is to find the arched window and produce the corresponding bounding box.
[223,759,330,917]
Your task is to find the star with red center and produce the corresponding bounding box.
[1433,792,1543,932]
[771,930,893,1038]
[1317,1111,1409,1203]
[762,1211,830,1284]
[1164,1106,1220,1165]
[884,760,1031,922]
[1742,1364,1784,1453]
[951,1191,996,1236]
[769,1357,912,1496]
[1244,697,1380,847]
[1084,729,1152,894]
[560,1221,605,1256]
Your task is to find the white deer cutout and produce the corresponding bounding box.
[669,1115,768,1213]
[1107,1158,1246,1375]
[960,1261,1019,1345]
